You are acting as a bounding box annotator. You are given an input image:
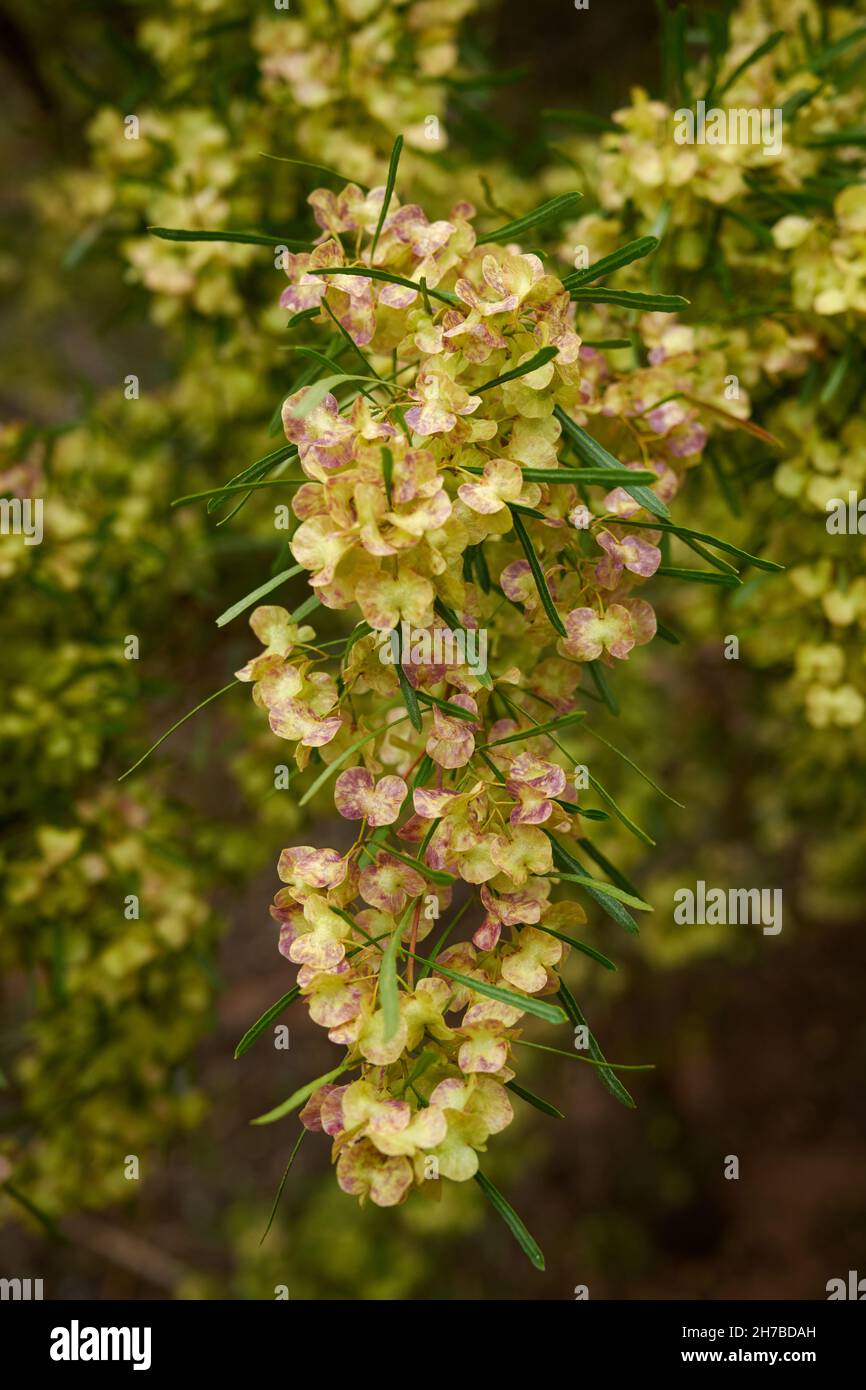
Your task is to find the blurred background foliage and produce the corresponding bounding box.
[1,0,865,1297]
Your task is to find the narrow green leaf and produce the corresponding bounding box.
[299,714,410,806]
[406,951,568,1025]
[396,660,423,732]
[206,443,298,514]
[251,1059,352,1125]
[315,264,458,305]
[576,838,646,903]
[809,21,866,74]
[381,445,394,506]
[260,1129,306,1245]
[505,1080,565,1119]
[546,872,652,911]
[554,406,671,520]
[571,287,689,312]
[514,1038,653,1072]
[117,680,239,782]
[384,844,456,885]
[680,533,739,576]
[288,307,321,328]
[257,151,367,188]
[1,1185,66,1241]
[580,337,632,349]
[583,725,685,807]
[149,225,310,248]
[820,343,856,404]
[804,127,866,147]
[481,709,585,749]
[415,690,479,722]
[474,1170,546,1270]
[621,517,783,572]
[510,510,567,637]
[558,980,636,1109]
[545,833,639,935]
[287,372,391,423]
[586,660,619,716]
[287,594,321,625]
[563,235,659,289]
[173,477,305,508]
[476,191,582,246]
[381,906,412,1042]
[587,773,655,847]
[656,565,741,586]
[235,987,301,1059]
[477,346,559,393]
[717,29,785,94]
[412,754,435,788]
[216,564,304,628]
[370,134,403,260]
[536,925,617,971]
[519,466,658,485]
[541,108,621,133]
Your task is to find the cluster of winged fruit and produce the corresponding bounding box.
[235,175,726,1206]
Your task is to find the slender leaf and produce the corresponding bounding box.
[554,406,671,520]
[620,517,783,572]
[545,833,640,935]
[381,906,413,1041]
[587,773,655,847]
[563,235,659,289]
[656,565,741,587]
[207,443,297,514]
[117,680,239,782]
[474,1170,546,1270]
[299,714,410,806]
[576,839,646,903]
[315,264,458,305]
[536,924,617,970]
[149,225,310,248]
[235,987,301,1059]
[546,872,651,911]
[558,980,636,1109]
[510,510,567,636]
[481,709,585,748]
[505,1080,565,1119]
[571,286,689,311]
[415,690,479,722]
[583,725,685,807]
[526,465,658,485]
[406,950,568,1025]
[260,1129,306,1244]
[587,659,620,716]
[258,151,367,188]
[384,844,456,886]
[541,108,621,133]
[717,29,785,95]
[396,660,423,732]
[216,564,304,628]
[251,1059,352,1125]
[476,192,582,246]
[370,135,403,260]
[477,346,559,393]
